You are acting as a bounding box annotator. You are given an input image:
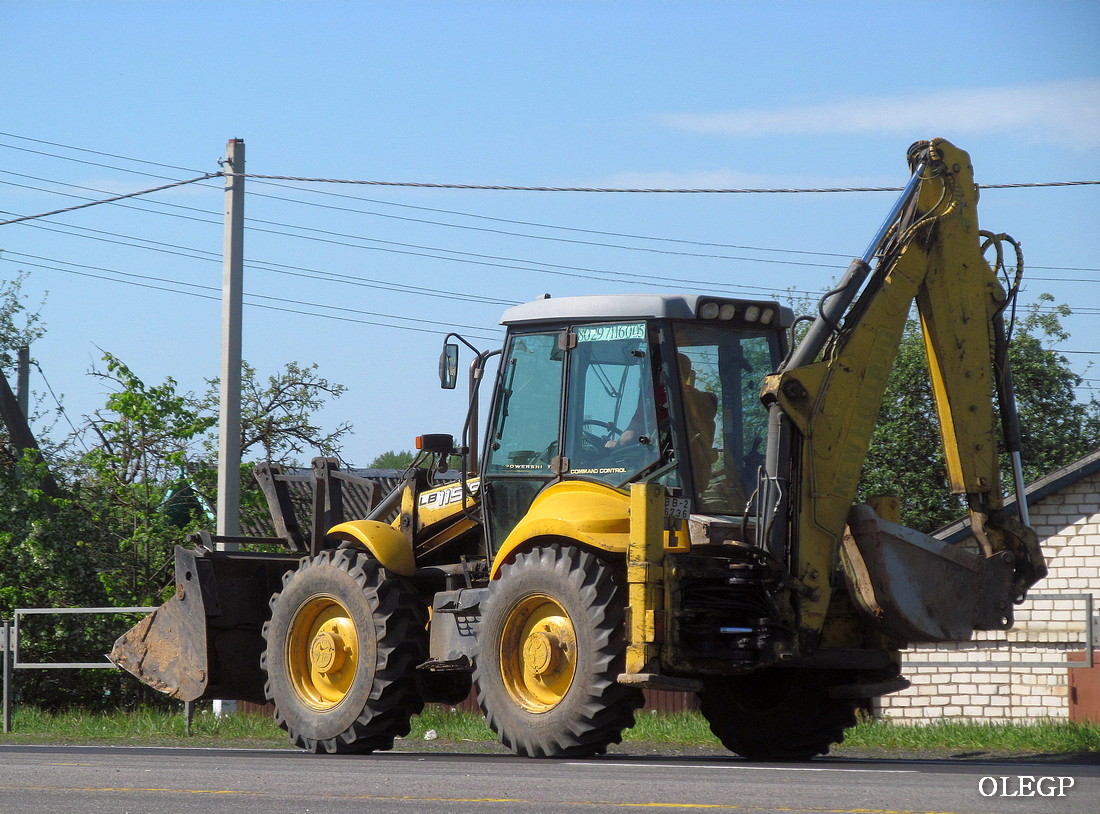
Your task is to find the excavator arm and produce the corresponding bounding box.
[759,139,1046,646]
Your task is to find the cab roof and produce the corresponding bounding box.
[500,293,794,328]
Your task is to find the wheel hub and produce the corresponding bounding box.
[523,629,562,676]
[309,629,347,674]
[500,594,577,712]
[287,595,360,710]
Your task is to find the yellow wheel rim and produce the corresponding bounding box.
[286,594,360,711]
[499,593,577,712]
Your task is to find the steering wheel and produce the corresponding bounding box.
[581,418,624,450]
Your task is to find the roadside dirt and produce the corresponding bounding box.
[387,736,1100,765]
[4,732,1096,764]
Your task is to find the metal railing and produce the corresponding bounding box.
[3,592,1095,733]
[902,592,1097,669]
[1,606,167,734]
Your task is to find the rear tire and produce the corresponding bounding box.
[261,549,427,753]
[699,668,858,761]
[473,545,643,757]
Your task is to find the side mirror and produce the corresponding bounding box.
[439,343,459,389]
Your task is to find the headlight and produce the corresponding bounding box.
[699,302,720,319]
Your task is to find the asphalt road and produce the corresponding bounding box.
[0,744,1097,814]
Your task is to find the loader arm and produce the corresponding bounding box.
[111,453,485,703]
[760,139,1045,645]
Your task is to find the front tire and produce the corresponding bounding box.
[699,668,858,761]
[473,545,643,757]
[261,549,427,753]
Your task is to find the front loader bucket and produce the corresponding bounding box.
[110,544,300,704]
[841,505,1015,643]
[111,586,210,701]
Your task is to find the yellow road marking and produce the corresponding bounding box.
[2,787,986,813]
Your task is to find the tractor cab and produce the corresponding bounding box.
[473,294,793,553]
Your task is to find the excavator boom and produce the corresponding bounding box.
[759,138,1045,645]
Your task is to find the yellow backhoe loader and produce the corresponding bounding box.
[112,139,1046,760]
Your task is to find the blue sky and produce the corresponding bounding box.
[2,0,1098,465]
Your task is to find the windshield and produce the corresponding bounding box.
[673,323,780,514]
[486,332,563,474]
[564,322,662,482]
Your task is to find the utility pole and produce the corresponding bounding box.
[0,350,59,509]
[217,138,244,542]
[16,347,29,418]
[215,138,244,717]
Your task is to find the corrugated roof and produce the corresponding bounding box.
[935,448,1100,543]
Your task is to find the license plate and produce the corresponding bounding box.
[664,497,691,519]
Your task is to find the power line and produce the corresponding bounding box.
[246,181,855,263]
[0,159,854,260]
[241,216,841,278]
[246,174,1100,267]
[246,177,831,250]
[0,173,224,227]
[1,236,518,308]
[3,134,1098,316]
[0,253,500,340]
[4,207,819,300]
[31,360,87,447]
[0,130,207,174]
[3,136,1094,195]
[0,174,221,226]
[0,140,204,183]
[238,172,1100,194]
[0,171,880,266]
[1031,265,1100,273]
[0,172,879,276]
[6,217,522,307]
[5,153,1100,274]
[11,209,1100,316]
[1028,275,1100,284]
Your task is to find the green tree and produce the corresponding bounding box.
[368,449,415,469]
[0,273,355,708]
[858,297,1100,532]
[203,361,353,465]
[0,452,135,709]
[197,361,356,535]
[0,270,45,372]
[1005,297,1100,482]
[0,281,156,709]
[78,353,216,605]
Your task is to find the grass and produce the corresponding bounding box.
[2,705,1097,756]
[410,707,723,746]
[840,716,1100,755]
[1,705,292,748]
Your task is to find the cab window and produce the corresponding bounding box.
[564,322,661,483]
[486,332,563,474]
[675,324,779,514]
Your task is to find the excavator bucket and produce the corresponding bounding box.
[111,582,210,701]
[841,505,1016,643]
[110,545,299,704]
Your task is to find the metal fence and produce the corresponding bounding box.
[3,592,1095,732]
[1,606,157,734]
[902,592,1097,669]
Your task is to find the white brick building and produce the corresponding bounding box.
[878,449,1100,722]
